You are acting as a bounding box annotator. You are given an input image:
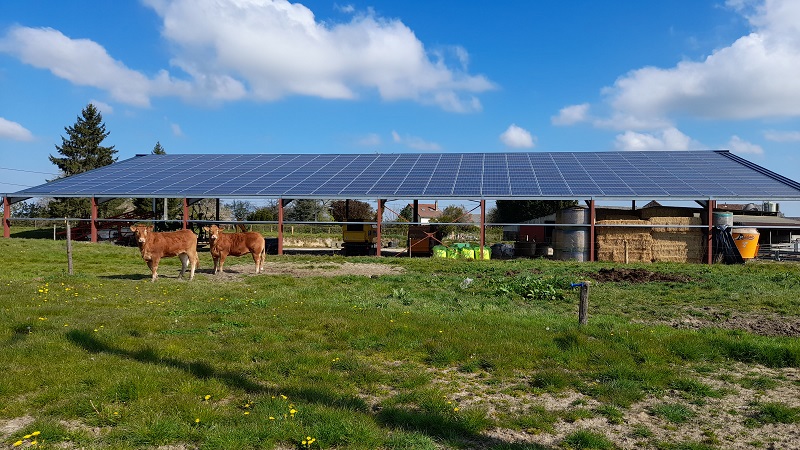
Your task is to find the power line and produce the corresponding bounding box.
[0,166,58,175]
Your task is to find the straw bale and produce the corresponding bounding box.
[595,218,704,263]
[651,231,704,263]
[649,216,702,232]
[640,206,700,220]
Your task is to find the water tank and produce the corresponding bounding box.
[554,207,589,261]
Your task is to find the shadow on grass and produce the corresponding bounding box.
[65,329,556,449]
[65,329,365,411]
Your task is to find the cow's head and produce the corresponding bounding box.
[130,225,154,258]
[205,224,223,241]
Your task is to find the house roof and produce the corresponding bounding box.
[8,150,800,202]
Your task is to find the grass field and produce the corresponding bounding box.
[1,238,799,449]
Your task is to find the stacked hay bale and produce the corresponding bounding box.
[596,215,704,263]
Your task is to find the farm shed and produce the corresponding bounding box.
[5,150,800,264]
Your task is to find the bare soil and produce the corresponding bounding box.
[200,261,404,281]
[589,267,694,283]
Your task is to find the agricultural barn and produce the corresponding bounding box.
[5,150,800,264]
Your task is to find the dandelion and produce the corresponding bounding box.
[454,407,460,412]
[204,394,211,401]
[30,441,37,446]
[23,435,31,439]
[31,432,40,436]
[269,416,275,420]
[13,441,22,447]
[195,418,200,423]
[244,411,250,415]
[280,394,287,400]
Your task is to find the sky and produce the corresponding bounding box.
[2,0,800,214]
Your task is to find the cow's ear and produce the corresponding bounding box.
[130,226,137,232]
[202,226,209,231]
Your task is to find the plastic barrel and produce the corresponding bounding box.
[731,228,760,259]
[432,245,448,258]
[514,241,536,258]
[713,212,734,227]
[458,247,475,259]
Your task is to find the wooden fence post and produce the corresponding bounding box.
[578,281,590,325]
[65,219,74,275]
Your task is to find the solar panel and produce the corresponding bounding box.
[8,151,800,201]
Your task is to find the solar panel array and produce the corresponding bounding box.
[11,150,800,200]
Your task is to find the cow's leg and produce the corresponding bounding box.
[212,256,219,274]
[251,251,260,274]
[187,251,200,280]
[190,252,198,280]
[150,258,160,282]
[178,253,189,279]
[219,254,227,273]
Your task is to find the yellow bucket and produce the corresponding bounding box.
[732,228,760,259]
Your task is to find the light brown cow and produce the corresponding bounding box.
[204,225,266,274]
[130,225,199,281]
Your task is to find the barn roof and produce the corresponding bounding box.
[8,150,800,202]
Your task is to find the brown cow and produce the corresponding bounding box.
[130,225,199,281]
[204,225,266,274]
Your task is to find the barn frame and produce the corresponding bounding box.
[5,150,800,264]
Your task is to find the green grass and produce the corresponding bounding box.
[1,237,799,448]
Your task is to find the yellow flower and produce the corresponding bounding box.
[244,411,250,415]
[454,407,460,412]
[204,394,211,400]
[269,416,275,420]
[195,418,200,423]
[12,441,22,447]
[31,431,40,436]
[30,441,37,446]
[23,435,31,439]
[280,394,287,400]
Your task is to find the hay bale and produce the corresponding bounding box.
[596,218,704,263]
[640,206,700,220]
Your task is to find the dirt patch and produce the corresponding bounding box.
[201,261,404,281]
[590,267,694,283]
[0,415,34,438]
[670,311,800,337]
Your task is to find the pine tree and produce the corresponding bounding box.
[47,104,121,218]
[49,104,117,177]
[152,141,166,155]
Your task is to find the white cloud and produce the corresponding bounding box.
[604,0,800,121]
[0,117,34,141]
[0,1,494,111]
[0,26,155,107]
[727,135,764,155]
[551,103,590,126]
[90,100,114,115]
[613,127,702,151]
[391,130,441,151]
[499,124,535,148]
[171,123,184,137]
[356,133,381,146]
[764,130,800,142]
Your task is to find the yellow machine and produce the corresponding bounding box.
[341,224,377,256]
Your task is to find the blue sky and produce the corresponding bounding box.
[2,0,800,214]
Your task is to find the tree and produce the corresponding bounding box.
[152,141,166,155]
[285,199,328,222]
[47,104,122,218]
[330,200,375,222]
[226,200,255,221]
[398,204,414,222]
[247,202,279,222]
[433,204,476,238]
[492,200,578,223]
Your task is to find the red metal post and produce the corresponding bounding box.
[90,197,98,243]
[479,200,486,259]
[589,199,596,262]
[182,198,189,230]
[376,199,385,256]
[3,196,10,238]
[277,199,285,255]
